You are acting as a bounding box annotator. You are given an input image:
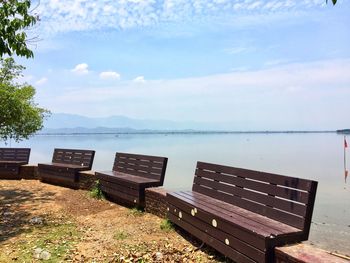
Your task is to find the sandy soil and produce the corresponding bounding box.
[0,180,227,262]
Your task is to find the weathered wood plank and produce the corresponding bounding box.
[193,184,305,229]
[177,191,301,234]
[193,175,307,216]
[168,204,265,262]
[168,213,260,263]
[195,169,309,204]
[167,192,268,248]
[197,162,314,191]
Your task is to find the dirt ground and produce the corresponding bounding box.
[0,180,228,263]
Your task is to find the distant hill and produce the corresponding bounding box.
[336,129,350,134]
[41,113,221,132]
[40,113,336,134]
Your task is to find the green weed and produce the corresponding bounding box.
[114,230,129,240]
[89,180,105,199]
[128,207,144,217]
[160,219,174,232]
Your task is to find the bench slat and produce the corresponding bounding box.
[168,192,270,245]
[0,148,30,163]
[113,153,167,183]
[101,185,141,205]
[114,163,163,178]
[197,162,313,192]
[168,213,259,263]
[168,203,265,262]
[171,191,299,237]
[52,148,95,169]
[194,174,307,216]
[193,184,305,229]
[178,191,301,234]
[114,157,165,169]
[97,171,160,187]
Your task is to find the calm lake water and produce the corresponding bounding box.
[3,133,350,255]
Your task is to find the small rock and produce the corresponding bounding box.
[29,217,43,225]
[33,248,43,259]
[155,252,163,261]
[40,250,51,260]
[3,212,12,216]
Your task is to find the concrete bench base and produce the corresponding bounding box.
[275,243,349,263]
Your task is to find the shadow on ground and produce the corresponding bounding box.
[0,187,57,243]
[173,224,235,263]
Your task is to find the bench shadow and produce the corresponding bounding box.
[0,187,57,243]
[172,224,235,262]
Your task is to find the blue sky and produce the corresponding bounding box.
[18,0,350,130]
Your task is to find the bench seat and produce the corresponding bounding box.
[39,162,90,170]
[38,149,95,189]
[97,171,160,187]
[167,162,317,263]
[0,148,31,179]
[96,152,168,207]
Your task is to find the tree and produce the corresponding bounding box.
[0,0,38,58]
[0,57,49,142]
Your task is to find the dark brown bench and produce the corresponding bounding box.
[167,161,318,263]
[0,148,31,179]
[96,152,168,207]
[38,148,95,189]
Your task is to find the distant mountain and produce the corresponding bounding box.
[41,113,222,132]
[336,129,350,134]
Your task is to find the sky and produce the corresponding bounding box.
[17,0,350,130]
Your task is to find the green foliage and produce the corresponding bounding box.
[160,219,174,232]
[0,0,38,58]
[326,0,337,5]
[0,57,49,142]
[89,180,105,199]
[128,207,144,217]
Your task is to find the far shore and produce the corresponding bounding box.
[36,130,337,136]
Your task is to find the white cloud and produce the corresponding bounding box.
[133,76,146,83]
[37,0,326,35]
[99,71,121,80]
[48,59,350,130]
[71,63,89,75]
[35,77,48,86]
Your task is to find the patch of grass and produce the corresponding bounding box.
[128,207,144,217]
[89,180,105,199]
[0,216,80,262]
[114,230,129,240]
[160,219,174,232]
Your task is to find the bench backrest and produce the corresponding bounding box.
[52,148,95,169]
[113,152,168,184]
[0,148,31,163]
[192,161,318,237]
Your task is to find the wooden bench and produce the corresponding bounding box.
[167,161,318,263]
[96,152,168,207]
[0,148,31,179]
[38,148,95,189]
